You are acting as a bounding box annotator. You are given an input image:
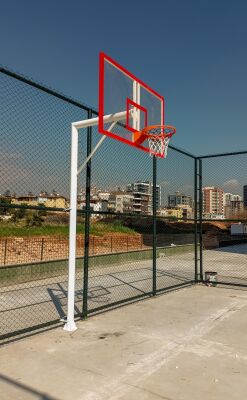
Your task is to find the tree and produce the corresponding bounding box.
[10,205,27,222]
[0,198,11,216]
[37,204,47,217]
[25,211,44,227]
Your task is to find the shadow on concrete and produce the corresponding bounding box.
[0,263,193,344]
[0,373,60,399]
[214,243,247,255]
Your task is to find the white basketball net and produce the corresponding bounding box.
[148,136,170,158]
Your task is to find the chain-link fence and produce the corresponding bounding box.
[0,68,87,342]
[199,153,247,287]
[0,67,197,343]
[2,66,246,344]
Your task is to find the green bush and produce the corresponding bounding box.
[25,211,44,227]
[0,198,11,215]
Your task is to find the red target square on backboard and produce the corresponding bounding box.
[126,99,148,134]
[98,52,165,155]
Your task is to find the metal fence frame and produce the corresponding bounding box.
[196,152,247,287]
[1,66,247,342]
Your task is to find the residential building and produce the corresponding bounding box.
[168,191,193,208]
[107,191,124,212]
[232,194,242,201]
[115,194,134,213]
[176,204,193,219]
[12,193,67,209]
[158,204,193,219]
[158,207,183,219]
[11,194,38,207]
[79,199,108,217]
[224,193,242,206]
[98,192,110,201]
[224,193,232,206]
[40,196,67,209]
[202,187,224,217]
[225,200,244,218]
[127,181,161,215]
[78,188,86,202]
[91,186,98,197]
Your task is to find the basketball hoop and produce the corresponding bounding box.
[141,125,176,158]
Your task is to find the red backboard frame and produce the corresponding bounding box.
[98,52,165,156]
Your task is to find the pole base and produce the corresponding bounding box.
[63,319,77,332]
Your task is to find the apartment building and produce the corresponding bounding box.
[224,193,242,206]
[168,191,193,208]
[127,181,161,215]
[225,200,244,218]
[158,207,183,219]
[158,204,193,219]
[115,194,134,213]
[202,187,224,217]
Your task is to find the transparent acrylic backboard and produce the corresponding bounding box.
[98,52,164,156]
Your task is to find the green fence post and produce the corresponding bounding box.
[199,159,203,281]
[82,109,92,318]
[194,158,198,282]
[153,156,157,295]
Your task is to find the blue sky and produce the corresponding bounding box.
[1,0,247,199]
[1,0,247,155]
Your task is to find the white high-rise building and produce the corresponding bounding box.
[126,181,161,215]
[224,193,242,206]
[203,187,224,217]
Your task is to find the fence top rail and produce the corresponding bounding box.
[0,65,94,114]
[1,65,195,158]
[197,150,247,159]
[168,144,197,159]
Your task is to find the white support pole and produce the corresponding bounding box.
[64,119,119,332]
[77,135,106,176]
[77,120,117,176]
[73,110,127,130]
[133,81,137,131]
[136,83,141,131]
[133,81,141,135]
[64,124,79,332]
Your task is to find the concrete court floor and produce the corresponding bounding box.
[0,285,247,400]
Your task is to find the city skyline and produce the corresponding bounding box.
[2,181,247,220]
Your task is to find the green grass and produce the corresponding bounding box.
[0,224,69,237]
[0,221,136,238]
[90,221,135,236]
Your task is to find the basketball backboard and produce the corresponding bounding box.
[98,52,165,156]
